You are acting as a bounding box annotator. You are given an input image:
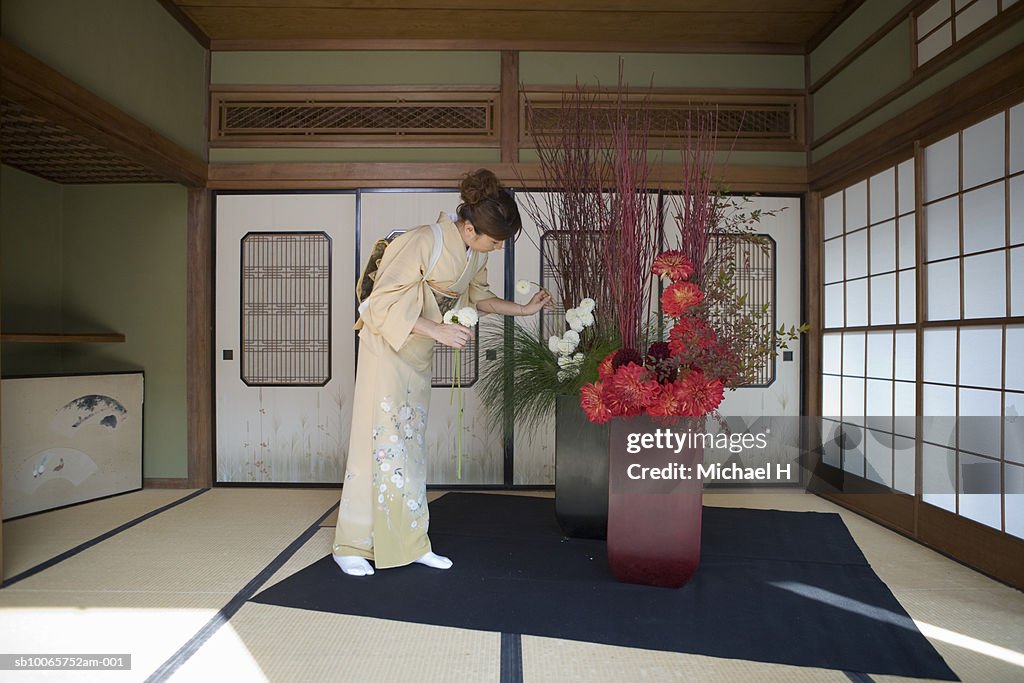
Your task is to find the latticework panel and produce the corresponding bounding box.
[706,233,777,386]
[522,92,804,150]
[0,98,166,183]
[213,90,498,145]
[241,232,332,386]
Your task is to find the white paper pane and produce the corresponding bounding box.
[825,283,845,328]
[1005,393,1024,465]
[866,331,894,379]
[955,0,998,40]
[898,269,917,324]
[824,192,844,239]
[963,251,1006,319]
[895,330,917,381]
[846,278,869,327]
[925,197,960,261]
[843,331,866,377]
[898,214,917,269]
[870,167,896,223]
[1012,103,1024,174]
[822,419,842,466]
[962,182,1006,254]
[842,423,865,475]
[924,133,959,201]
[959,326,1003,389]
[866,380,894,433]
[822,376,842,417]
[845,229,868,278]
[954,0,972,10]
[922,443,956,512]
[870,220,897,273]
[1010,176,1024,246]
[1013,247,1024,317]
[894,381,917,439]
[824,237,844,283]
[893,435,916,494]
[922,384,957,450]
[926,259,961,320]
[898,159,916,216]
[1006,326,1024,391]
[870,273,897,326]
[924,327,958,384]
[958,389,1002,458]
[918,22,953,65]
[843,377,866,420]
[823,333,842,375]
[959,459,1001,531]
[846,181,868,231]
[865,429,894,486]
[962,111,1006,190]
[1005,464,1024,539]
[918,0,952,36]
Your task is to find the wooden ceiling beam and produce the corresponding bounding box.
[176,0,845,11]
[0,40,207,187]
[182,7,832,44]
[207,161,808,193]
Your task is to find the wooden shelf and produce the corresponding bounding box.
[1,333,126,344]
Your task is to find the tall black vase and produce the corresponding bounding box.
[554,394,609,539]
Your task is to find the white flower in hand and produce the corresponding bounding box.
[456,306,479,327]
[443,310,458,325]
[516,279,531,295]
[548,335,561,353]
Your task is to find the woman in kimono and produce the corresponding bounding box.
[333,169,552,576]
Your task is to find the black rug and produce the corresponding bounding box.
[252,493,957,680]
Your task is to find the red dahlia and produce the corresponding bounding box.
[662,282,705,318]
[606,362,659,414]
[652,250,695,281]
[676,370,725,416]
[580,381,613,423]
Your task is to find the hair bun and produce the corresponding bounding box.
[460,168,503,205]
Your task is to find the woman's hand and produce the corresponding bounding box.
[519,290,554,316]
[431,321,475,349]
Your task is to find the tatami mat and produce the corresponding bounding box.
[2,489,198,580]
[0,487,1021,682]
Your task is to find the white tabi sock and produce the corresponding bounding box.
[334,555,374,576]
[415,551,453,569]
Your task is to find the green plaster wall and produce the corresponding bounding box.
[520,52,804,89]
[813,21,913,140]
[211,51,500,85]
[810,0,907,83]
[1,0,207,160]
[58,184,188,478]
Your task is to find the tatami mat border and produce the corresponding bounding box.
[0,488,211,588]
[143,501,338,682]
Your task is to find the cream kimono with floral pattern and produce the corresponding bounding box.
[333,212,496,568]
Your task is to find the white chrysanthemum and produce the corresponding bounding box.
[572,352,584,363]
[579,298,596,313]
[548,335,561,353]
[457,307,479,327]
[557,338,577,355]
[557,355,573,368]
[579,311,595,327]
[443,310,458,325]
[568,318,585,333]
[563,329,580,346]
[565,307,580,322]
[516,279,531,294]
[557,370,572,382]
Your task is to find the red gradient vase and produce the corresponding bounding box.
[606,415,703,588]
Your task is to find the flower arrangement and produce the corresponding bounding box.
[479,70,803,435]
[579,250,729,423]
[443,305,478,479]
